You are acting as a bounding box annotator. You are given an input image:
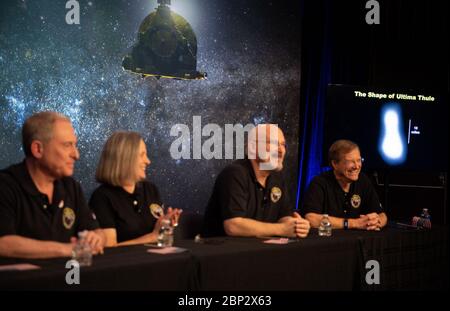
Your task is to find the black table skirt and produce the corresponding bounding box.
[0,225,448,291]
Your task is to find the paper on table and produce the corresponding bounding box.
[0,263,41,271]
[263,238,290,244]
[147,247,187,254]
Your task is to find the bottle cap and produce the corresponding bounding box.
[162,218,171,226]
[78,230,88,238]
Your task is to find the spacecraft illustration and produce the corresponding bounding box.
[122,0,206,80]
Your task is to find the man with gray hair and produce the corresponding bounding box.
[0,111,105,258]
[202,124,310,238]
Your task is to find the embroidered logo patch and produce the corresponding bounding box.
[270,187,282,203]
[62,207,76,229]
[351,194,361,208]
[149,203,164,219]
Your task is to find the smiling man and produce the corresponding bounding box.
[303,140,387,230]
[0,111,105,258]
[202,124,310,238]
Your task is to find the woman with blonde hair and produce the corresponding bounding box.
[89,131,181,247]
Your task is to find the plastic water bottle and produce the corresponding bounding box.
[157,219,174,247]
[419,208,432,229]
[72,230,93,266]
[318,214,332,236]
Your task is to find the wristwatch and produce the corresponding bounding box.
[343,218,349,230]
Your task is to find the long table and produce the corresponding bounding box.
[0,225,448,291]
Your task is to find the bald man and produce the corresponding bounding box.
[202,124,310,238]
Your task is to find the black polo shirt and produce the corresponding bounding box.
[0,161,99,242]
[302,170,383,218]
[89,181,162,243]
[202,159,293,237]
